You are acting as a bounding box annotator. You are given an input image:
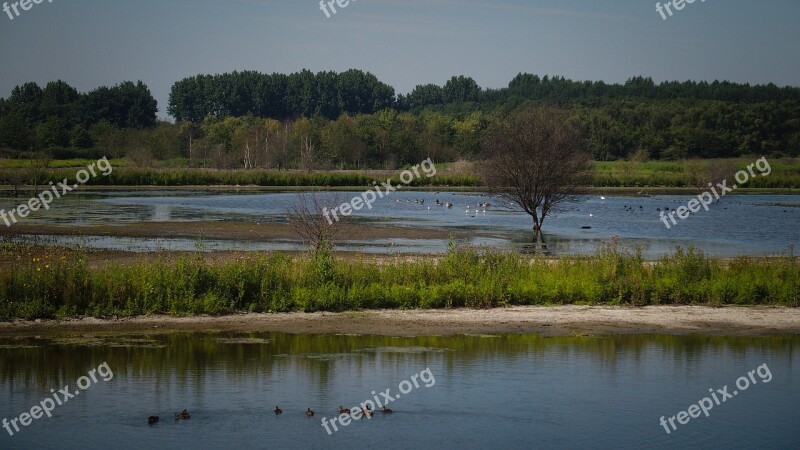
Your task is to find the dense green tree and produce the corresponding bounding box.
[35,117,70,149]
[82,81,157,128]
[69,125,93,149]
[0,114,32,151]
[8,82,43,127]
[406,84,444,109]
[443,76,482,104]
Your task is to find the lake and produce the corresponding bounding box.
[0,333,798,448]
[3,190,799,258]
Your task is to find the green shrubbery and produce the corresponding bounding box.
[0,167,480,188]
[3,157,798,188]
[1,241,797,320]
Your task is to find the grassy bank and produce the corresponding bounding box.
[0,167,479,188]
[594,158,800,188]
[1,157,799,189]
[1,242,797,320]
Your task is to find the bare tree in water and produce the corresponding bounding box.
[481,107,592,249]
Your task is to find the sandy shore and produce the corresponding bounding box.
[1,306,798,338]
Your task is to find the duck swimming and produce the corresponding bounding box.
[274,406,282,415]
[147,416,159,425]
[339,406,351,414]
[174,409,191,420]
[306,408,315,417]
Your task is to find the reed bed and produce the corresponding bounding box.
[0,242,797,320]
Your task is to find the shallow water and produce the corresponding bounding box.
[3,190,799,257]
[0,333,798,448]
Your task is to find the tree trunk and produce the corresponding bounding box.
[531,217,541,242]
[531,217,547,253]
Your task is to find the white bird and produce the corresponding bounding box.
[600,196,606,200]
[589,214,594,218]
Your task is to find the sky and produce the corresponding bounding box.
[0,0,798,119]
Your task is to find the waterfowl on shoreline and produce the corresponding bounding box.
[147,416,159,424]
[274,406,282,415]
[174,409,191,420]
[306,408,315,417]
[339,406,351,414]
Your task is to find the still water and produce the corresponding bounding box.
[4,190,800,257]
[1,333,798,449]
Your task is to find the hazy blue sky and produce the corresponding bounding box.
[1,0,798,118]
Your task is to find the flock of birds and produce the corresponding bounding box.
[389,194,787,225]
[395,197,497,217]
[146,405,393,425]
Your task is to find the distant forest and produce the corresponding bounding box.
[1,70,798,169]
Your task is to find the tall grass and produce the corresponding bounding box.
[593,158,800,188]
[1,157,798,188]
[0,242,797,320]
[0,167,480,188]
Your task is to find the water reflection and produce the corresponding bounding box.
[0,333,798,448]
[1,333,797,390]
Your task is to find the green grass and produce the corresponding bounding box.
[1,242,797,321]
[0,158,128,169]
[1,157,799,188]
[593,157,800,188]
[0,167,480,188]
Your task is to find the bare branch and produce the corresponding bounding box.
[287,192,349,253]
[480,107,593,240]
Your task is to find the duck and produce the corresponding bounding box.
[306,408,315,417]
[338,405,351,414]
[380,407,393,414]
[363,405,373,417]
[274,406,282,415]
[147,416,159,425]
[174,409,191,420]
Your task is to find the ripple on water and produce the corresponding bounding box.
[211,337,271,345]
[360,346,451,354]
[49,337,165,348]
[272,352,363,360]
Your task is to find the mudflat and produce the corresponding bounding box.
[1,306,798,338]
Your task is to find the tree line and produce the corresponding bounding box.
[168,70,800,120]
[1,71,798,168]
[0,80,157,157]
